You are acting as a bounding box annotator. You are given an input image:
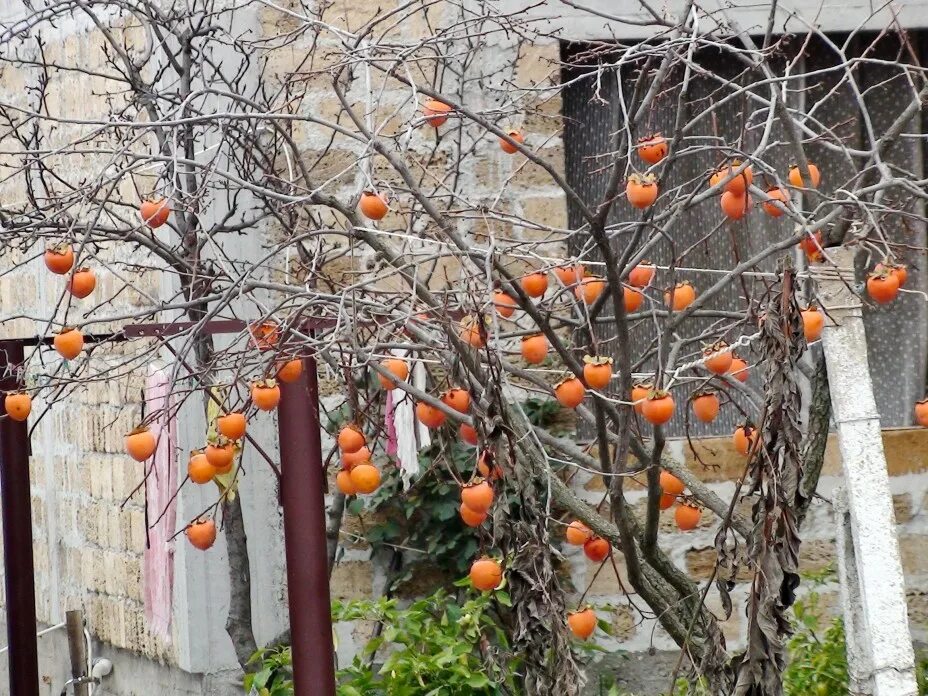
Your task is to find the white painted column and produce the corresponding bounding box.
[833,486,874,695]
[816,247,917,696]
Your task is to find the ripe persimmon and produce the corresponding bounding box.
[659,470,685,496]
[493,291,518,318]
[867,271,899,304]
[664,281,695,311]
[460,503,487,527]
[710,162,753,194]
[4,392,31,422]
[68,268,96,298]
[249,320,280,351]
[217,412,246,440]
[441,388,471,413]
[476,450,502,480]
[801,307,824,342]
[728,356,749,382]
[459,423,479,446]
[659,492,676,510]
[469,557,502,591]
[675,503,702,531]
[499,129,524,154]
[704,342,733,375]
[186,519,217,550]
[628,262,655,287]
[350,463,381,494]
[459,316,486,348]
[915,398,928,427]
[521,271,548,297]
[720,191,751,220]
[631,382,651,414]
[565,520,592,546]
[141,199,171,228]
[44,244,75,274]
[567,607,596,640]
[583,356,613,390]
[583,536,610,562]
[416,402,446,429]
[358,191,389,220]
[553,264,584,286]
[575,275,606,304]
[377,358,409,389]
[788,163,821,189]
[341,445,371,468]
[54,327,84,360]
[188,452,215,484]
[726,162,753,195]
[567,608,597,639]
[205,439,236,472]
[125,426,157,462]
[336,469,357,495]
[251,379,281,411]
[276,358,303,384]
[521,333,548,364]
[762,187,789,217]
[733,424,758,456]
[642,391,675,425]
[422,99,451,126]
[624,286,644,313]
[692,391,720,423]
[637,134,668,165]
[554,377,586,408]
[337,425,366,453]
[461,479,494,513]
[626,173,658,209]
[799,232,824,262]
[875,261,908,287]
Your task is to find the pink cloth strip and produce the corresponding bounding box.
[143,366,177,644]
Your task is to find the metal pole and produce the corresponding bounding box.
[0,339,39,695]
[65,610,89,696]
[277,354,336,696]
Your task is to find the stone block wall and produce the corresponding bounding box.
[0,5,289,691]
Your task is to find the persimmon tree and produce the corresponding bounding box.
[1,0,926,694]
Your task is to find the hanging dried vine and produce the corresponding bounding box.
[489,353,583,695]
[734,263,807,695]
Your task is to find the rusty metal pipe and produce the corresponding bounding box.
[277,353,336,695]
[0,340,39,695]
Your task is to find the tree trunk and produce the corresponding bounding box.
[223,494,258,669]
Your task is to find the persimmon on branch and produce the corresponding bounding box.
[2,0,927,691]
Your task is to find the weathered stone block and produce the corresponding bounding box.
[329,560,374,601]
[521,194,568,230]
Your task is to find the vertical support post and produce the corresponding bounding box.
[834,486,874,695]
[277,353,336,696]
[0,339,39,696]
[66,609,89,696]
[816,248,917,696]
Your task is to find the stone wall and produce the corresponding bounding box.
[0,3,289,691]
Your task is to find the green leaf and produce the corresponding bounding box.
[465,673,490,688]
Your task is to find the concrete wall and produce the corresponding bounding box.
[496,0,928,40]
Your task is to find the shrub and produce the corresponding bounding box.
[246,587,519,695]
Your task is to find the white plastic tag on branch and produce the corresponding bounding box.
[386,349,426,490]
